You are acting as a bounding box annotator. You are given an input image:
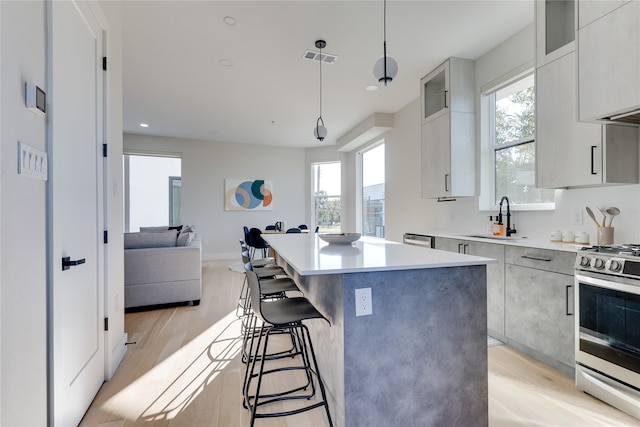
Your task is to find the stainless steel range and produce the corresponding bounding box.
[574,245,640,420]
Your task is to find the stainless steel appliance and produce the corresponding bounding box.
[403,233,434,248]
[574,245,640,420]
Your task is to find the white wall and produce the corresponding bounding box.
[1,1,48,425]
[124,134,307,259]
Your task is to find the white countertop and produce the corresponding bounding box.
[262,234,495,276]
[428,232,587,253]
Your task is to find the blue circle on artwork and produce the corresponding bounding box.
[235,180,262,209]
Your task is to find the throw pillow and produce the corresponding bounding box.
[177,231,195,246]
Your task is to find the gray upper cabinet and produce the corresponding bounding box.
[577,0,640,124]
[535,0,639,189]
[420,58,476,199]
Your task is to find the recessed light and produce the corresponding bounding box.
[219,59,234,67]
[366,85,378,91]
[139,123,149,128]
[223,16,236,25]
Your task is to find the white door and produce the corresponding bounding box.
[48,1,105,425]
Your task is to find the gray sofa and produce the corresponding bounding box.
[124,227,202,309]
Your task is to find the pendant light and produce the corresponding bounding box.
[313,40,328,142]
[373,0,398,85]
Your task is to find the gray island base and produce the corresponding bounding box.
[265,234,490,427]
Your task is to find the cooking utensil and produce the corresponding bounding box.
[597,206,607,227]
[585,207,601,227]
[605,207,620,226]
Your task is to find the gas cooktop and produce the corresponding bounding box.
[580,244,640,257]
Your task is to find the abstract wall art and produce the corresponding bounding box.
[225,179,273,211]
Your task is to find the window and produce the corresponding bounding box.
[312,161,341,233]
[490,74,554,206]
[361,143,385,238]
[123,153,182,232]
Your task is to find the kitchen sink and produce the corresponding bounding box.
[463,234,524,241]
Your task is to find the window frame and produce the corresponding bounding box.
[311,161,342,233]
[479,71,555,212]
[358,140,386,239]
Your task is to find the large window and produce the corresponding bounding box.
[491,74,554,206]
[124,153,182,232]
[361,143,385,238]
[312,161,341,233]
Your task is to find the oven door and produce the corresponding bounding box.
[575,272,640,391]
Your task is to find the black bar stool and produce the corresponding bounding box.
[242,268,333,427]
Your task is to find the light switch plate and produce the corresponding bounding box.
[18,141,48,180]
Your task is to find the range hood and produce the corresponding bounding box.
[602,109,640,126]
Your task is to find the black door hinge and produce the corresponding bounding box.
[104,317,109,331]
[103,57,107,71]
[103,143,107,157]
[104,230,108,244]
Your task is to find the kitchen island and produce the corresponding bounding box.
[262,233,495,427]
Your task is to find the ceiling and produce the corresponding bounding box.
[121,1,534,148]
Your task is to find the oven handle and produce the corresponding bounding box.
[566,284,574,316]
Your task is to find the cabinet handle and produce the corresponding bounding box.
[590,145,597,175]
[566,284,574,316]
[458,243,463,253]
[444,90,448,108]
[444,174,449,192]
[463,244,468,254]
[521,255,552,262]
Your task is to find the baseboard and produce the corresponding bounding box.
[202,252,236,261]
[107,332,128,380]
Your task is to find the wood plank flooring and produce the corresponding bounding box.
[80,260,640,426]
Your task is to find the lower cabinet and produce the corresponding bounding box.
[435,237,576,375]
[504,246,575,374]
[434,237,505,335]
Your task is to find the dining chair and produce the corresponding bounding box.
[286,228,302,233]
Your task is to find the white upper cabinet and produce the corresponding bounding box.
[420,58,474,125]
[536,51,639,188]
[420,58,476,199]
[577,0,640,124]
[536,0,576,67]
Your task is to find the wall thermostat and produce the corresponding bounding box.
[25,83,46,115]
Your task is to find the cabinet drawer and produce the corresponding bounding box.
[505,246,575,275]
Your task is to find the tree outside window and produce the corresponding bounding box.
[493,76,554,205]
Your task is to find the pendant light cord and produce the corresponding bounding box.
[319,45,323,119]
[383,0,388,83]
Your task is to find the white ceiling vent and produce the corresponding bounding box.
[303,49,338,64]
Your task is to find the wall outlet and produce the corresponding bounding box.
[574,209,584,225]
[355,287,372,316]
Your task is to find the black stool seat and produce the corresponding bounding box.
[259,297,326,324]
[260,277,300,296]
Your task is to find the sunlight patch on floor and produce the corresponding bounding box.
[102,310,243,422]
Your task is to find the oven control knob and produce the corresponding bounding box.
[591,257,605,269]
[607,259,622,272]
[579,256,591,267]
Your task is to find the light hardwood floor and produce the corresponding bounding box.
[80,260,640,426]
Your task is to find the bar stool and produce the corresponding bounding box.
[241,262,302,362]
[236,245,284,319]
[242,268,333,427]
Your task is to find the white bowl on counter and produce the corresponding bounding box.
[319,233,361,244]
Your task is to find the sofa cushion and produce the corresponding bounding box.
[124,230,178,249]
[139,226,170,232]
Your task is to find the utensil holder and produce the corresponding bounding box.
[597,227,614,245]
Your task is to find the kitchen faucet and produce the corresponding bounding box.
[498,196,516,237]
